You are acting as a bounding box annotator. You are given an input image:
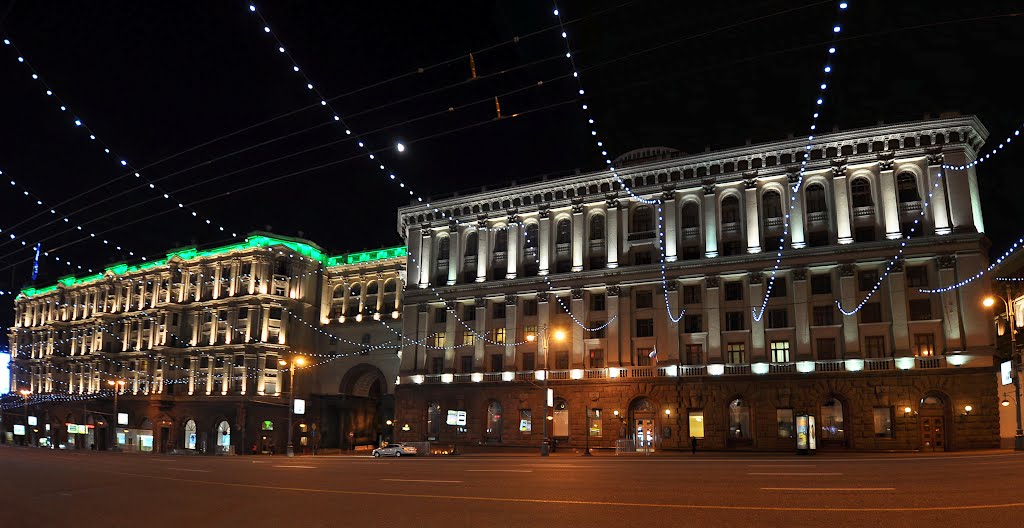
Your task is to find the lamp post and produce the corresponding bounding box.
[280,356,306,457]
[107,380,125,451]
[19,389,31,446]
[984,290,1024,451]
[527,326,566,456]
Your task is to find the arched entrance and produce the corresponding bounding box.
[727,398,752,448]
[216,420,231,454]
[919,393,949,451]
[485,400,503,444]
[820,396,848,448]
[184,419,197,450]
[629,398,657,452]
[552,398,569,440]
[338,364,391,450]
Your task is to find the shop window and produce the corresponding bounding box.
[688,411,705,438]
[820,399,845,441]
[873,407,894,438]
[777,409,795,439]
[729,399,751,439]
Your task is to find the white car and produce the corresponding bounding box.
[372,443,418,457]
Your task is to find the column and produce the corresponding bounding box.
[793,270,810,359]
[407,225,422,289]
[447,225,460,286]
[888,264,910,356]
[570,290,585,367]
[788,173,806,249]
[956,252,991,351]
[749,274,766,361]
[936,256,963,350]
[606,200,619,268]
[664,282,681,362]
[618,286,631,365]
[838,265,861,356]
[703,185,718,257]
[505,295,518,368]
[416,305,429,371]
[744,180,761,253]
[663,192,678,262]
[538,211,551,276]
[474,298,487,370]
[571,205,584,272]
[399,304,419,373]
[213,265,223,299]
[832,171,853,244]
[506,220,519,279]
[538,295,551,368]
[879,161,901,239]
[476,221,489,282]
[927,152,951,235]
[605,286,620,366]
[444,306,457,371]
[188,357,198,395]
[418,229,433,288]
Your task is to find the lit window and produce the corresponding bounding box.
[770,341,790,363]
[688,411,705,438]
[494,328,506,344]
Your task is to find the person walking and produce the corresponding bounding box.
[690,436,698,455]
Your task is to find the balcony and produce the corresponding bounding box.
[722,221,740,234]
[764,216,784,230]
[681,226,699,240]
[899,200,923,213]
[627,230,656,242]
[807,211,828,224]
[852,206,875,219]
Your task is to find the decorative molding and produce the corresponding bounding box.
[505,294,518,306]
[705,275,721,288]
[665,281,678,291]
[838,263,856,277]
[474,296,486,305]
[702,184,716,196]
[605,194,620,209]
[535,292,549,303]
[538,207,551,219]
[936,254,957,269]
[890,259,904,273]
[571,202,585,215]
[786,170,801,184]
[605,285,621,297]
[926,147,945,166]
[748,272,764,284]
[743,178,758,190]
[792,268,808,281]
[571,288,584,300]
[661,189,676,201]
[877,151,896,171]
[417,304,430,313]
[830,157,848,177]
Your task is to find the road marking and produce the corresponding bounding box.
[381,478,463,483]
[96,469,1024,512]
[747,465,818,468]
[748,472,842,476]
[762,487,895,491]
[466,469,533,473]
[274,465,316,468]
[166,468,211,473]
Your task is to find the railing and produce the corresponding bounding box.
[722,221,740,234]
[807,211,828,224]
[853,206,875,218]
[764,217,784,229]
[402,355,975,385]
[681,226,699,240]
[899,200,923,213]
[627,231,656,241]
[556,243,571,254]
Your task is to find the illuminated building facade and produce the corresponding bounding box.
[394,115,1001,451]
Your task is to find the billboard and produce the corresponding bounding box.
[1001,360,1014,386]
[294,398,305,415]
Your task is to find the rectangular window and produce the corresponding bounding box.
[726,343,746,364]
[861,302,883,323]
[523,300,538,316]
[462,331,476,346]
[683,285,702,304]
[434,309,447,324]
[491,354,504,372]
[811,274,832,295]
[460,356,473,373]
[463,305,476,321]
[914,334,935,357]
[430,357,444,374]
[864,336,886,358]
[237,307,248,320]
[777,409,795,439]
[493,303,506,319]
[688,411,705,438]
[522,352,536,371]
[770,278,787,297]
[591,294,606,311]
[555,352,569,370]
[684,314,703,333]
[589,349,605,368]
[812,306,835,326]
[636,318,655,337]
[770,340,791,363]
[908,299,933,321]
[589,409,602,437]
[858,270,879,292]
[685,344,704,365]
[633,250,652,265]
[725,281,744,301]
[269,307,282,320]
[635,290,653,309]
[906,266,929,287]
[873,407,894,438]
[817,338,837,360]
[588,321,606,339]
[519,410,532,434]
[432,332,446,349]
[636,348,652,366]
[767,309,788,329]
[854,225,876,242]
[493,328,507,344]
[725,311,745,331]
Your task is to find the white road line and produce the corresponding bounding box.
[747,465,818,468]
[274,465,316,468]
[762,487,894,491]
[166,468,211,473]
[748,472,842,476]
[380,478,463,483]
[465,469,533,473]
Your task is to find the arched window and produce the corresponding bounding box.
[556,219,572,244]
[366,281,379,295]
[493,230,507,254]
[681,202,699,228]
[184,419,197,450]
[806,183,828,213]
[851,179,873,207]
[524,223,539,248]
[485,400,503,442]
[762,190,783,219]
[897,173,921,203]
[332,285,346,299]
[436,237,450,261]
[632,206,653,232]
[590,215,605,241]
[427,402,442,439]
[216,420,231,452]
[728,399,751,439]
[384,280,397,293]
[721,196,741,224]
[464,232,478,256]
[349,284,361,298]
[820,398,845,441]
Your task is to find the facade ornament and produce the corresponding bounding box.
[538,207,550,219]
[926,147,944,166]
[571,288,584,300]
[742,169,759,180]
[744,178,758,190]
[571,202,585,215]
[507,213,520,225]
[792,268,808,281]
[505,294,518,306]
[661,189,676,201]
[665,281,678,291]
[838,263,856,277]
[876,151,896,171]
[448,220,458,233]
[605,285,621,297]
[417,304,430,313]
[830,157,848,177]
[477,218,488,230]
[936,254,957,269]
[705,276,720,288]
[890,259,905,273]
[702,183,716,196]
[473,296,486,306]
[786,170,802,184]
[748,272,764,284]
[535,292,549,303]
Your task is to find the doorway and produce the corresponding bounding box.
[635,419,655,452]
[919,394,948,451]
[629,398,657,452]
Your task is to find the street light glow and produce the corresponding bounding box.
[983,296,996,308]
[553,329,567,342]
[295,356,306,367]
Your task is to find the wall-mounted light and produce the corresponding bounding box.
[903,406,913,417]
[1002,399,1011,407]
[962,405,973,417]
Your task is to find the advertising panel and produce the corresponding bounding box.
[1001,360,1014,386]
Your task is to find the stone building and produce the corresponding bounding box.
[393,115,1000,452]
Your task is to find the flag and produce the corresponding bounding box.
[649,346,658,359]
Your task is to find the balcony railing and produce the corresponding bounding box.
[764,216,784,229]
[899,200,923,213]
[627,231,656,242]
[401,355,966,385]
[681,226,699,240]
[853,206,875,218]
[807,211,828,224]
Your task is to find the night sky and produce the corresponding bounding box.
[1,1,1022,347]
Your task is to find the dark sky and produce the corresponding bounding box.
[1,0,1022,344]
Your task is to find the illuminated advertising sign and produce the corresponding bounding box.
[117,413,129,426]
[1001,361,1014,386]
[808,416,817,450]
[294,398,305,415]
[447,410,466,426]
[14,425,26,436]
[796,415,809,450]
[28,416,37,426]
[67,424,80,434]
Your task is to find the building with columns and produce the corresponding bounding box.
[393,114,1001,452]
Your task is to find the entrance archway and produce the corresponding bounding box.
[820,396,848,448]
[727,398,752,448]
[919,393,949,451]
[216,421,231,454]
[629,397,657,452]
[184,419,197,450]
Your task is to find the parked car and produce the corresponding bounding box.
[372,443,418,457]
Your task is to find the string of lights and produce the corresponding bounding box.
[919,236,1024,294]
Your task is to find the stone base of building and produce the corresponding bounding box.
[395,368,999,452]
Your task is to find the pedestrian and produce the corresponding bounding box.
[269,441,276,455]
[551,438,557,453]
[690,436,697,455]
[250,442,257,456]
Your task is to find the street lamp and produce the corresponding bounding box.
[280,356,306,457]
[535,326,566,456]
[107,380,125,451]
[984,290,1024,451]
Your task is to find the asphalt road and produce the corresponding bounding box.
[2,447,1023,527]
